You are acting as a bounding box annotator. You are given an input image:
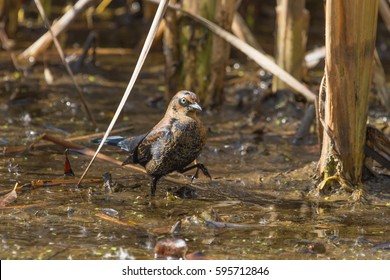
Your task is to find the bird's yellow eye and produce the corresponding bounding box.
[179,97,188,106]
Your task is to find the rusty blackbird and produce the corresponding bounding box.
[93,90,210,196]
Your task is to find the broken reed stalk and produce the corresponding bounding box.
[33,0,97,128]
[318,0,378,197]
[146,0,316,102]
[77,0,169,185]
[18,0,94,63]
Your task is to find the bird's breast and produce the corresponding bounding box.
[146,117,206,176]
[172,118,206,149]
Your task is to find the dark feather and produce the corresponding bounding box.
[117,133,148,152]
[91,136,126,146]
[91,134,147,153]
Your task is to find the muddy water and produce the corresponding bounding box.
[1,51,390,260]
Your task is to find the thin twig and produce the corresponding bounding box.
[34,0,97,128]
[77,0,169,185]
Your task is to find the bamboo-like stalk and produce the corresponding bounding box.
[318,0,379,195]
[177,0,236,107]
[206,0,236,106]
[272,0,309,92]
[162,0,179,100]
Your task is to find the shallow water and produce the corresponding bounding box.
[1,0,390,258]
[1,49,389,260]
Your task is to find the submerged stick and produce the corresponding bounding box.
[292,104,316,144]
[34,0,97,128]
[0,201,49,210]
[0,178,103,197]
[95,213,139,229]
[203,219,265,229]
[77,0,169,185]
[39,134,146,174]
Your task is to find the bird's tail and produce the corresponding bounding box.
[90,136,126,147]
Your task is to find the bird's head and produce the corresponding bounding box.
[168,90,202,116]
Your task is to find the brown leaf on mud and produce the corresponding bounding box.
[0,183,18,207]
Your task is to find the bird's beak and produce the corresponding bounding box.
[189,102,202,111]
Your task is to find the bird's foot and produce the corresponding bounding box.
[190,164,212,183]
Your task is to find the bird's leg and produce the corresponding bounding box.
[180,160,211,182]
[150,176,160,197]
[192,160,211,179]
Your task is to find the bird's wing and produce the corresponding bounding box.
[117,133,148,152]
[120,133,149,166]
[91,136,127,146]
[133,125,173,166]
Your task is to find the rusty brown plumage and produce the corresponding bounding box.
[94,90,210,196]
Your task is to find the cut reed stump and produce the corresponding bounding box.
[317,0,379,201]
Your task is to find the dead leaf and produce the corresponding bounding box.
[0,183,18,207]
[64,149,75,176]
